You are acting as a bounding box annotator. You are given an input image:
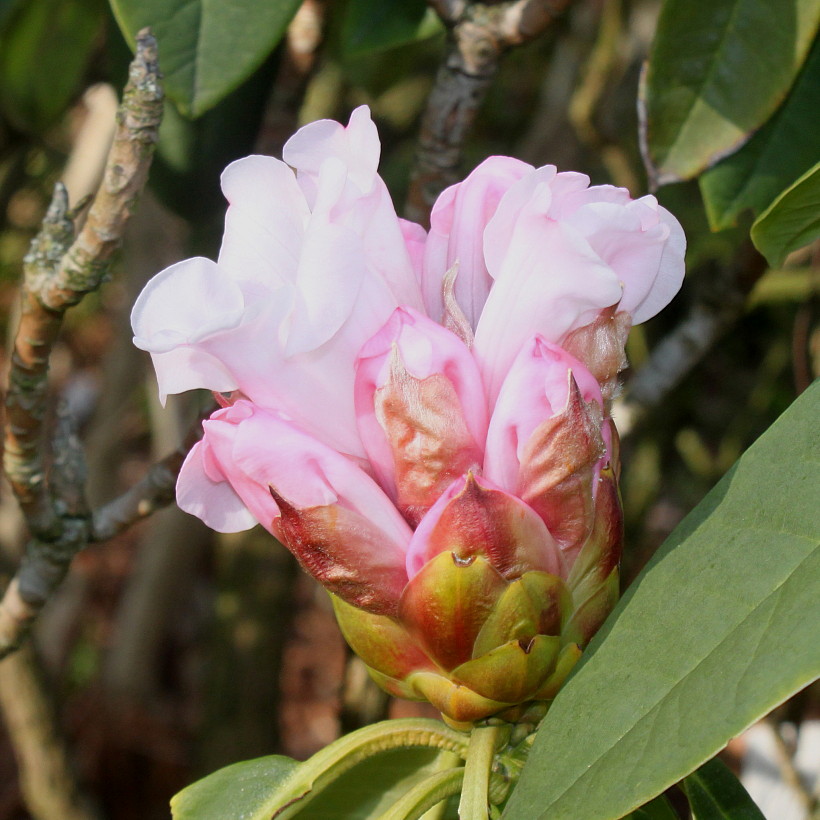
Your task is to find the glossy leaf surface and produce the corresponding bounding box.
[504,382,820,819]
[110,0,302,116]
[0,0,105,134]
[341,0,442,57]
[699,36,820,230]
[641,0,819,185]
[751,162,820,268]
[683,756,765,819]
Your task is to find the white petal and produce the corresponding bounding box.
[176,442,258,533]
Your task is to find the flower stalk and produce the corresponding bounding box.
[459,724,505,820]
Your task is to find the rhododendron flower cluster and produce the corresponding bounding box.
[131,106,685,725]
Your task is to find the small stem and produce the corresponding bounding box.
[459,724,501,820]
[379,768,465,820]
[421,751,464,820]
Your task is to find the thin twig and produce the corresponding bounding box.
[405,0,572,225]
[90,404,212,542]
[0,31,163,660]
[615,242,768,438]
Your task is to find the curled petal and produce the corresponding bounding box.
[283,104,381,197]
[131,257,245,353]
[406,473,564,581]
[177,441,259,533]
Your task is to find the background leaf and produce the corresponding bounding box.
[503,382,820,820]
[340,0,443,58]
[683,756,765,819]
[0,0,105,134]
[699,36,820,231]
[641,0,820,185]
[109,0,303,117]
[750,162,820,268]
[622,794,679,819]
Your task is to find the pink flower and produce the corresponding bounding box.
[132,108,685,723]
[131,107,423,459]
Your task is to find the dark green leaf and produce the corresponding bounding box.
[341,0,442,58]
[0,0,105,134]
[699,36,820,231]
[150,50,277,228]
[641,0,820,185]
[109,0,303,117]
[751,161,820,267]
[504,382,820,820]
[683,757,765,819]
[623,794,679,820]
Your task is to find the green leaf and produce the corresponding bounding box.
[298,750,459,820]
[109,0,303,117]
[340,0,443,58]
[622,794,679,820]
[750,161,820,268]
[683,756,765,819]
[503,382,820,820]
[641,0,820,185]
[173,749,456,820]
[699,35,820,230]
[171,717,468,819]
[0,0,105,134]
[172,754,299,820]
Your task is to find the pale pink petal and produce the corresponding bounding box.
[148,346,237,406]
[283,200,367,356]
[131,258,247,402]
[482,165,557,279]
[423,156,532,326]
[283,105,380,196]
[218,155,309,288]
[131,257,245,353]
[484,337,603,493]
[399,218,427,286]
[176,440,259,532]
[628,203,686,324]
[474,217,622,406]
[229,402,412,549]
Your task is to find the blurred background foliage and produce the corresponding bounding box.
[0,0,817,817]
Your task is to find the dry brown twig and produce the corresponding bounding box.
[0,30,167,659]
[405,0,573,225]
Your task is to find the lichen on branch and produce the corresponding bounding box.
[0,30,164,659]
